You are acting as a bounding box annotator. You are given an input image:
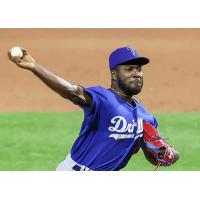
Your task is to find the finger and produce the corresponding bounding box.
[8,54,18,62]
[8,54,22,64]
[7,50,12,60]
[12,58,21,65]
[14,60,27,68]
[21,47,28,56]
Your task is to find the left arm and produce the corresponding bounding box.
[142,145,179,166]
[141,121,180,167]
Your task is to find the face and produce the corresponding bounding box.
[113,64,143,96]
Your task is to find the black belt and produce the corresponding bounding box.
[72,164,92,171]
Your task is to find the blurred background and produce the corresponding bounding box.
[1,29,200,112]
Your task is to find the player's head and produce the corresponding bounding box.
[109,46,149,96]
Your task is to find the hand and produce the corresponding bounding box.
[8,47,36,70]
[158,147,166,159]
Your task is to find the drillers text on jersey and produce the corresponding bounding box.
[108,116,143,140]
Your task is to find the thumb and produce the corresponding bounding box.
[21,47,28,56]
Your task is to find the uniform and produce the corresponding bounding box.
[57,86,158,171]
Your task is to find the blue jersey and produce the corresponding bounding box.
[71,86,158,171]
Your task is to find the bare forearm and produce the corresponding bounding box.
[31,63,76,98]
[8,47,91,106]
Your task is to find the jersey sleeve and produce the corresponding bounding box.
[76,86,101,114]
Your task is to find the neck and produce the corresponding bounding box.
[109,87,133,103]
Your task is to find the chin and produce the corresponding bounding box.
[131,88,142,95]
[117,78,143,96]
[125,86,142,96]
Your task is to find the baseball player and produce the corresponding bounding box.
[8,46,179,171]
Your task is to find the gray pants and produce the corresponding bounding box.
[56,154,92,171]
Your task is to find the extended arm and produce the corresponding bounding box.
[8,47,92,106]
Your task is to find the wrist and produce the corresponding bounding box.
[30,62,39,72]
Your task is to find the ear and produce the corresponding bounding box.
[111,71,117,80]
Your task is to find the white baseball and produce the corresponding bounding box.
[10,47,23,59]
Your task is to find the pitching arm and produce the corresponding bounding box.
[8,47,92,106]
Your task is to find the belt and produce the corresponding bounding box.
[66,154,93,171]
[72,164,92,171]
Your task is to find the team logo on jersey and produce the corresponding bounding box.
[108,116,143,140]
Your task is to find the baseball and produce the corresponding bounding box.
[10,47,23,59]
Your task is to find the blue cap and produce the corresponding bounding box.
[109,46,149,70]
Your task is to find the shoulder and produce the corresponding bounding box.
[84,85,107,93]
[83,86,111,98]
[80,85,108,107]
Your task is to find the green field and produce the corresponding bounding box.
[0,112,199,171]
